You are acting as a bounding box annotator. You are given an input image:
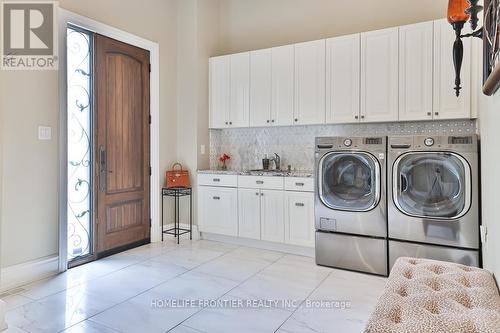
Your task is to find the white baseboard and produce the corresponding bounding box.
[160,223,200,241]
[201,232,315,258]
[0,255,59,292]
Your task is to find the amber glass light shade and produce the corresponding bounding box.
[447,0,470,24]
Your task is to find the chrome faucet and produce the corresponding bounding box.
[271,153,281,170]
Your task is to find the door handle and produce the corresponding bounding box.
[99,145,107,192]
[400,174,408,193]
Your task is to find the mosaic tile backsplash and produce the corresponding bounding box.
[209,120,478,171]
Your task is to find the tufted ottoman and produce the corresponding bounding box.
[364,257,500,333]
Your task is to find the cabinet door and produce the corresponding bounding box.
[294,40,326,125]
[361,27,399,122]
[285,192,315,247]
[433,19,471,119]
[326,34,360,124]
[238,188,261,239]
[399,22,433,121]
[260,190,285,243]
[230,52,250,127]
[198,186,237,236]
[209,56,230,128]
[250,49,272,127]
[271,45,294,126]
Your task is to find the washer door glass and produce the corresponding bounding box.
[393,152,470,219]
[319,152,380,211]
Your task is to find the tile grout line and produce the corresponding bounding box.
[166,250,288,332]
[273,270,334,333]
[60,241,245,332]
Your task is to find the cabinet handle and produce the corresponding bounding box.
[434,112,439,116]
[213,178,221,182]
[295,202,305,207]
[295,182,304,186]
[256,180,264,184]
[213,196,220,200]
[427,112,432,116]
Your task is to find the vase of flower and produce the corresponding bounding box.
[219,153,231,170]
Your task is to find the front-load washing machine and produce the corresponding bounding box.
[388,135,480,269]
[315,136,388,276]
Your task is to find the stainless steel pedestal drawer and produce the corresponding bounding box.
[315,231,388,276]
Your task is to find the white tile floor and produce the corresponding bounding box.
[3,240,387,333]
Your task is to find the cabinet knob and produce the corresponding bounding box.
[271,119,275,123]
[427,112,432,116]
[267,120,270,123]
[225,122,228,125]
[256,192,259,196]
[355,115,359,120]
[361,115,365,119]
[260,193,264,196]
[229,121,233,125]
[294,118,298,122]
[434,112,439,116]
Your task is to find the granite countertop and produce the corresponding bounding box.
[197,169,314,178]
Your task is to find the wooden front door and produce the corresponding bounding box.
[95,34,151,256]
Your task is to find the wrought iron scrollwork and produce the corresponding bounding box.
[67,27,93,262]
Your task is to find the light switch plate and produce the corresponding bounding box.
[38,126,52,140]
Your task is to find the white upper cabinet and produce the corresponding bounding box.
[271,45,295,126]
[209,55,230,128]
[433,18,471,119]
[230,52,250,127]
[361,27,399,122]
[294,40,326,125]
[326,34,361,124]
[399,22,434,121]
[250,49,272,127]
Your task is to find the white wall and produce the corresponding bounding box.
[217,0,446,54]
[479,89,500,279]
[0,0,179,268]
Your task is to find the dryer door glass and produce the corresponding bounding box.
[319,152,380,211]
[394,152,470,219]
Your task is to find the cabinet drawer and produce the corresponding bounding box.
[238,175,284,190]
[285,177,314,192]
[198,173,238,187]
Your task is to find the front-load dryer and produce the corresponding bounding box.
[315,136,388,276]
[388,135,480,269]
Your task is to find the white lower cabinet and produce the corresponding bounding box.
[238,188,261,239]
[285,192,315,247]
[198,174,314,249]
[260,190,285,243]
[198,186,238,236]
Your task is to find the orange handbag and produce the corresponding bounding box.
[165,163,191,188]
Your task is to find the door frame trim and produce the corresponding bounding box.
[57,9,160,272]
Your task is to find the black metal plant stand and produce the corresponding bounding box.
[161,187,192,244]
